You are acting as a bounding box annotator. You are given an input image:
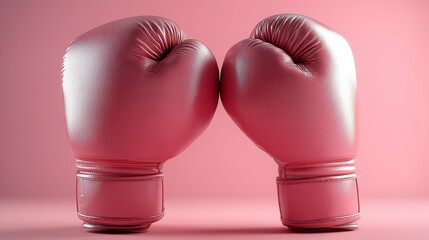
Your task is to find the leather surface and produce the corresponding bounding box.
[220,14,359,229]
[63,16,219,162]
[62,16,219,230]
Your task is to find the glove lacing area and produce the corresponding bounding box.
[277,159,360,230]
[75,159,165,230]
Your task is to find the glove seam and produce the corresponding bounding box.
[77,210,165,222]
[282,213,360,225]
[76,175,163,182]
[277,176,356,185]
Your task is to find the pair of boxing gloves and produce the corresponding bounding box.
[62,14,359,232]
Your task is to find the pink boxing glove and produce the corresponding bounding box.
[62,16,219,231]
[221,14,360,230]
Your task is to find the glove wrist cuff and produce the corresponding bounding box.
[75,159,164,231]
[276,173,360,230]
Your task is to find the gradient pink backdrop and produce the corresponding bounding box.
[1,0,428,204]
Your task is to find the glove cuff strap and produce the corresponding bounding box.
[277,174,360,230]
[76,166,164,231]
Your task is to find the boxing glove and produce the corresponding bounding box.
[62,16,219,231]
[221,14,359,230]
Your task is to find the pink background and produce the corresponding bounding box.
[1,0,429,239]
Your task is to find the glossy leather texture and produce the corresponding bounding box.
[62,16,219,231]
[220,14,360,230]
